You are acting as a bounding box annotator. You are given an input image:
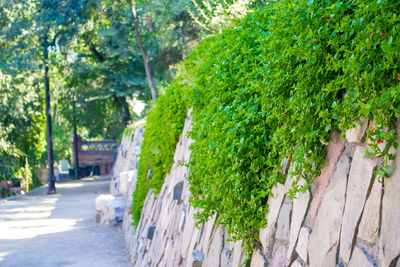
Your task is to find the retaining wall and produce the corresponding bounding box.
[113,113,400,267]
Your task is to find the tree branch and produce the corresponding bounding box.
[131,1,158,102]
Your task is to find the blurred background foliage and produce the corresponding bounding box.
[0,0,257,189]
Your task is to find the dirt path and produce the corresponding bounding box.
[0,177,131,267]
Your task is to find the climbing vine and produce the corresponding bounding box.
[132,80,188,225]
[132,0,400,252]
[186,0,400,248]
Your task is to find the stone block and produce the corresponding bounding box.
[287,180,310,262]
[181,206,196,258]
[290,259,304,267]
[260,176,291,256]
[119,171,129,198]
[308,154,351,267]
[147,169,152,180]
[348,245,374,267]
[276,199,292,241]
[192,250,204,267]
[308,132,345,223]
[345,117,369,144]
[203,227,223,267]
[231,241,244,267]
[95,194,125,226]
[201,214,217,254]
[173,180,184,200]
[147,225,155,240]
[250,248,268,267]
[357,176,382,245]
[381,142,400,266]
[271,245,288,267]
[339,147,377,264]
[295,227,310,263]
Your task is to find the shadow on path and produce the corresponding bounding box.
[0,177,131,267]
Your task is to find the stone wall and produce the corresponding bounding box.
[113,113,400,267]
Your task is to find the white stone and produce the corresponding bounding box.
[250,248,268,267]
[95,194,125,225]
[357,176,382,244]
[203,227,223,267]
[287,180,310,262]
[276,200,292,241]
[119,171,130,198]
[271,245,288,267]
[339,147,377,264]
[345,117,369,144]
[290,259,303,267]
[348,246,373,267]
[381,143,400,266]
[296,227,310,263]
[186,223,202,267]
[181,206,197,258]
[308,154,351,267]
[260,177,291,255]
[220,230,235,267]
[231,240,244,267]
[201,214,217,254]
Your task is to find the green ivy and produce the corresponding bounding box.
[130,0,400,254]
[132,80,188,225]
[185,0,400,250]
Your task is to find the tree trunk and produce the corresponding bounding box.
[130,2,158,102]
[113,94,132,127]
[43,39,56,194]
[72,94,80,180]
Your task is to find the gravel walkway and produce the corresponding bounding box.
[0,177,131,267]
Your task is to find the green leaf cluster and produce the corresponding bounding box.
[132,80,188,224]
[0,72,45,187]
[184,0,400,249]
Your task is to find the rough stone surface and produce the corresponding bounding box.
[272,245,288,267]
[339,146,377,264]
[173,180,184,200]
[231,240,244,267]
[203,227,223,267]
[287,180,310,262]
[296,227,310,263]
[381,143,400,266]
[250,248,268,267]
[308,153,351,267]
[260,176,292,256]
[192,250,204,267]
[95,194,125,225]
[110,111,400,267]
[357,176,382,245]
[346,117,369,144]
[118,171,130,198]
[276,199,292,241]
[147,225,155,240]
[290,259,304,267]
[308,132,346,223]
[348,245,374,267]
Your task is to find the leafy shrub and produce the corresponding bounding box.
[186,0,400,249]
[132,80,188,224]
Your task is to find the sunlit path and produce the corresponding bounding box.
[0,177,131,267]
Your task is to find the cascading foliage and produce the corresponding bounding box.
[132,80,188,224]
[186,0,400,247]
[133,0,400,252]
